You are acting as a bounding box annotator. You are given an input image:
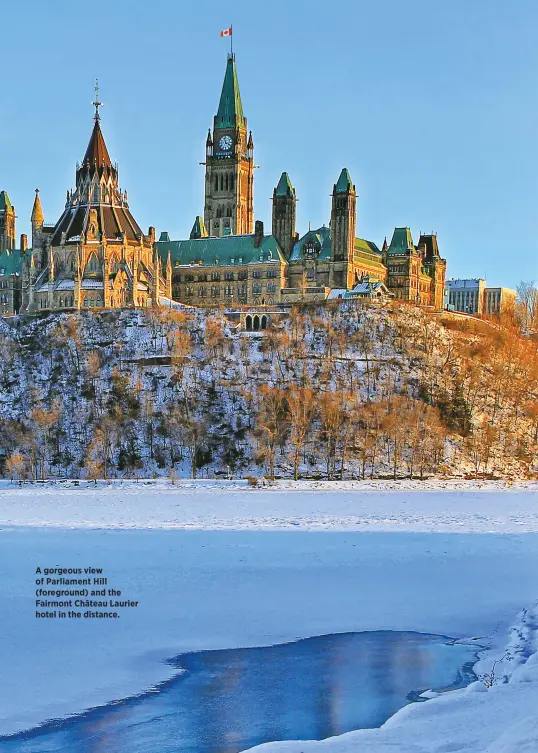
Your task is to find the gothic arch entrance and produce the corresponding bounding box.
[253,315,260,331]
[246,315,252,331]
[261,315,267,330]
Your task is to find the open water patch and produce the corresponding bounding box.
[0,630,483,753]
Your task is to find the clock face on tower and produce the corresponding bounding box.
[219,135,233,151]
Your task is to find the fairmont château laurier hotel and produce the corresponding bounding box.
[0,54,448,317]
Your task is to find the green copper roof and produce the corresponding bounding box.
[289,226,331,261]
[353,238,385,269]
[155,232,286,268]
[190,216,208,240]
[334,168,353,194]
[0,190,13,212]
[289,226,382,267]
[275,172,294,197]
[215,55,245,129]
[387,227,415,255]
[0,248,22,276]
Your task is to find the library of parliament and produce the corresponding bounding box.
[0,54,446,316]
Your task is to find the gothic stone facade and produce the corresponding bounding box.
[162,54,447,310]
[22,113,168,313]
[156,220,286,307]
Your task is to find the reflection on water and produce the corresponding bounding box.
[1,631,481,753]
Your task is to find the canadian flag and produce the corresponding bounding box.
[220,27,232,37]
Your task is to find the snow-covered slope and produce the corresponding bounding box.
[0,303,536,481]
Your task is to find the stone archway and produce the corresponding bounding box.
[246,315,252,331]
[253,315,260,331]
[261,315,268,330]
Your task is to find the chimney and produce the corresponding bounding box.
[20,234,28,253]
[254,220,264,248]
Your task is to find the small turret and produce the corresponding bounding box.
[206,129,213,157]
[190,216,208,240]
[31,189,44,228]
[31,189,44,249]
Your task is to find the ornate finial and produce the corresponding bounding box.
[92,79,103,120]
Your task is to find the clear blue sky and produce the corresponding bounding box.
[1,0,536,288]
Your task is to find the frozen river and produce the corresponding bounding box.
[0,631,480,753]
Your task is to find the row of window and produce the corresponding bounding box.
[180,253,274,267]
[212,173,235,192]
[178,282,278,298]
[178,269,277,283]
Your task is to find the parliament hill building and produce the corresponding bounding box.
[0,54,446,315]
[155,54,446,309]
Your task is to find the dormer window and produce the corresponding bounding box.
[304,241,320,258]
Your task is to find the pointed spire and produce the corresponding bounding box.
[216,54,245,129]
[275,172,294,197]
[206,129,213,147]
[382,236,388,253]
[83,118,113,168]
[247,130,254,149]
[31,189,44,227]
[190,216,208,240]
[0,190,13,212]
[334,168,354,194]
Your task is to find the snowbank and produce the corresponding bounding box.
[1,478,538,532]
[246,604,538,753]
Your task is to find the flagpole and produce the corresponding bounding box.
[230,25,233,56]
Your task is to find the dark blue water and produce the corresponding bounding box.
[1,631,481,753]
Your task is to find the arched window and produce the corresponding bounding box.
[230,174,235,190]
[87,254,99,274]
[59,297,63,308]
[214,175,219,192]
[90,297,95,306]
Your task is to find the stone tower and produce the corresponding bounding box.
[272,172,297,258]
[417,233,447,311]
[330,168,356,288]
[0,191,16,251]
[204,54,254,237]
